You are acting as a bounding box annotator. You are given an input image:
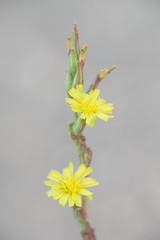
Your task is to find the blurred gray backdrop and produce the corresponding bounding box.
[0,1,160,240]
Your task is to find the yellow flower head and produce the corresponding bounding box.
[65,84,114,127]
[44,162,99,207]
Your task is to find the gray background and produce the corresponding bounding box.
[0,1,160,240]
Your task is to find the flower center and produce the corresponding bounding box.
[81,99,96,115]
[64,178,78,193]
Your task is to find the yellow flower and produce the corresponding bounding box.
[44,162,99,207]
[65,84,114,127]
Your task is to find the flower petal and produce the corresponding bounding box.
[47,170,63,183]
[75,193,82,207]
[87,194,93,200]
[85,114,97,127]
[59,193,69,206]
[63,162,73,178]
[96,112,114,121]
[90,89,100,100]
[44,180,54,186]
[89,114,97,127]
[86,116,91,126]
[72,192,82,207]
[65,98,82,112]
[78,188,93,197]
[80,112,87,119]
[68,88,83,103]
[76,84,83,93]
[74,164,86,179]
[46,188,61,197]
[79,167,93,179]
[68,195,75,207]
[80,177,99,187]
[53,190,64,200]
[96,103,114,114]
[65,98,77,104]
[51,184,64,190]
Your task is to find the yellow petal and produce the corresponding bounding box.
[75,165,93,180]
[78,188,93,197]
[80,177,99,187]
[96,103,114,113]
[68,88,83,103]
[86,114,97,127]
[80,112,87,119]
[65,98,82,112]
[65,98,78,105]
[63,162,73,178]
[71,104,82,112]
[59,193,69,206]
[44,180,54,186]
[46,189,61,197]
[90,89,100,100]
[96,98,106,105]
[68,195,75,207]
[96,112,114,121]
[51,184,64,190]
[75,193,82,207]
[74,164,86,179]
[76,84,83,93]
[53,190,64,200]
[86,116,91,126]
[72,192,77,201]
[80,167,93,179]
[88,194,93,200]
[72,192,81,207]
[47,170,63,183]
[89,115,97,128]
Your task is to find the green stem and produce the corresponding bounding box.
[73,202,96,240]
[68,122,96,240]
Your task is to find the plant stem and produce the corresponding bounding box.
[78,153,87,214]
[82,196,87,214]
[69,126,96,239]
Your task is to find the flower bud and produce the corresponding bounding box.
[80,135,86,144]
[83,148,92,167]
[65,69,73,93]
[72,61,83,87]
[72,117,83,135]
[68,49,77,76]
[66,36,71,52]
[79,45,88,65]
[71,24,80,61]
[98,65,116,79]
[92,65,116,90]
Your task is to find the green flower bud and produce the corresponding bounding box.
[68,49,77,76]
[71,24,80,61]
[83,148,92,167]
[72,117,83,135]
[65,69,73,93]
[72,61,83,87]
